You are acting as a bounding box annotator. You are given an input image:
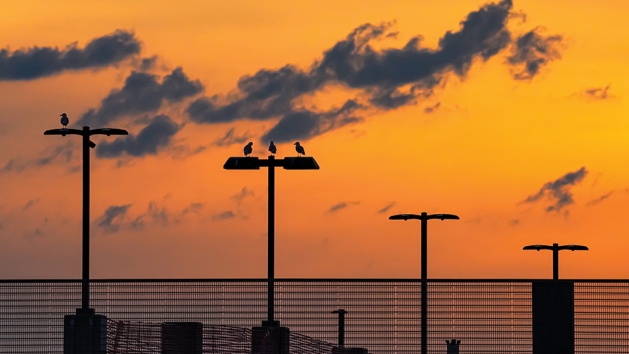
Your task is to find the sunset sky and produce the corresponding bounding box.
[1,0,628,280]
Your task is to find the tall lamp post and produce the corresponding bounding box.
[44,125,128,313]
[389,212,459,354]
[523,243,588,280]
[223,153,319,327]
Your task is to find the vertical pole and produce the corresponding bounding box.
[333,309,347,347]
[420,212,428,354]
[82,126,90,311]
[552,243,559,280]
[268,155,275,326]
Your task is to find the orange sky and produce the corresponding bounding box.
[1,0,628,280]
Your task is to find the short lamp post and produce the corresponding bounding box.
[389,212,459,354]
[523,243,587,354]
[45,125,127,354]
[523,243,588,280]
[223,154,319,327]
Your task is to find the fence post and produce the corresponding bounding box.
[446,339,460,354]
[532,281,574,354]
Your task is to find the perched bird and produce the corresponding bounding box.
[244,142,253,156]
[268,141,277,155]
[60,113,69,128]
[294,141,305,156]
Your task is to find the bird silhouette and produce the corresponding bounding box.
[294,141,305,156]
[60,113,69,128]
[269,141,277,155]
[244,142,253,156]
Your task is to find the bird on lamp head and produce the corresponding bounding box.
[294,141,305,156]
[60,113,69,128]
[244,142,253,157]
[269,141,277,155]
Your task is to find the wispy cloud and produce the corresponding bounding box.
[22,198,40,211]
[506,29,562,80]
[96,204,132,234]
[377,202,396,214]
[326,201,360,214]
[0,142,76,174]
[586,191,613,206]
[212,128,253,147]
[522,167,587,212]
[212,211,236,221]
[0,30,140,81]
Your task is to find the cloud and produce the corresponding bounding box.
[212,128,252,147]
[187,0,562,142]
[182,203,204,215]
[22,198,40,211]
[586,191,613,206]
[522,167,587,212]
[78,68,203,126]
[95,115,180,158]
[326,201,360,214]
[96,204,132,234]
[509,219,519,226]
[261,100,362,142]
[231,187,255,205]
[584,85,613,100]
[212,211,236,221]
[424,102,441,114]
[506,29,562,80]
[377,202,396,214]
[0,30,141,81]
[0,142,76,174]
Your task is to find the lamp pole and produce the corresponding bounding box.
[389,212,459,354]
[224,153,319,327]
[523,243,588,280]
[45,126,127,312]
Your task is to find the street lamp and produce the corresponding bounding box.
[44,125,128,313]
[224,153,319,327]
[389,212,459,354]
[523,243,588,280]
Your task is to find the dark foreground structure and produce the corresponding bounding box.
[1,278,628,353]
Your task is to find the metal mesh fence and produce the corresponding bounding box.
[0,279,628,353]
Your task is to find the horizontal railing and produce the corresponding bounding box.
[0,279,628,353]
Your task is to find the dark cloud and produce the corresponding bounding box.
[95,115,180,158]
[326,201,360,214]
[79,68,203,126]
[97,204,131,234]
[522,167,587,212]
[261,100,362,143]
[0,30,140,81]
[506,29,562,80]
[212,128,252,147]
[509,219,519,226]
[212,211,236,221]
[187,0,561,142]
[586,191,613,206]
[377,202,396,214]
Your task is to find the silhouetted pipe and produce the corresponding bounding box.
[82,127,90,311]
[268,155,275,325]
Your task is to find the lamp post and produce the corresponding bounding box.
[44,125,128,313]
[523,243,588,280]
[389,212,459,354]
[224,154,319,327]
